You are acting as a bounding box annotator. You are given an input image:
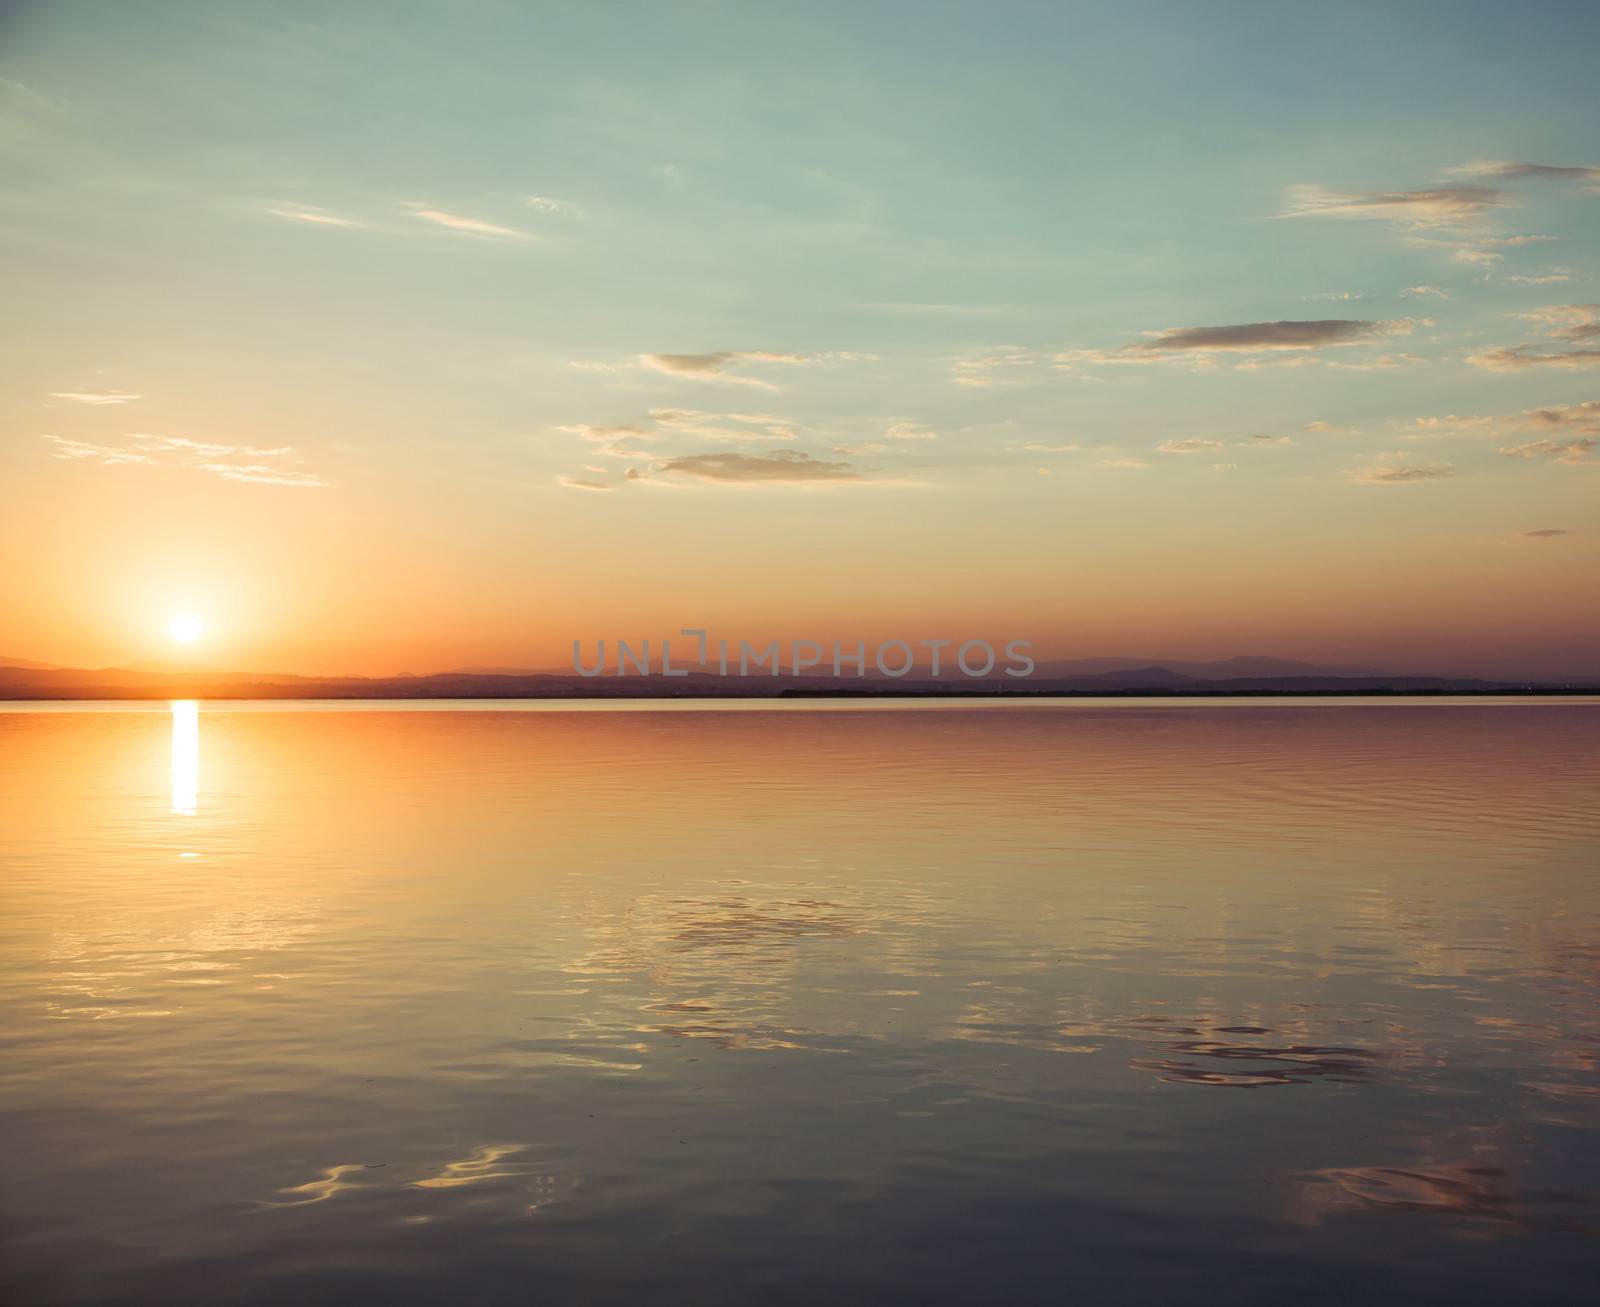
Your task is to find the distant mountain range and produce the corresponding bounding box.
[1,654,1592,698]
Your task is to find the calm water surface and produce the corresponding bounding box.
[1,699,1597,1304]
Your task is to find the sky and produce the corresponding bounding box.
[1,0,1597,679]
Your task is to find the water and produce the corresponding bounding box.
[1,699,1597,1305]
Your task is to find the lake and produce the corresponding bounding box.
[1,699,1597,1304]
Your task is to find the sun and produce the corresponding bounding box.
[168,613,204,644]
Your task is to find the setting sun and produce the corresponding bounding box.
[168,614,204,644]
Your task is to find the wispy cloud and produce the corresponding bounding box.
[1450,160,1600,183]
[1505,270,1573,285]
[885,420,937,441]
[1398,414,1493,440]
[133,434,293,458]
[558,422,658,443]
[197,463,329,487]
[1349,454,1456,484]
[557,475,611,492]
[1467,345,1600,372]
[404,203,529,239]
[1326,352,1425,372]
[1401,285,1449,299]
[1518,304,1600,342]
[526,195,584,218]
[951,346,1039,387]
[41,432,327,486]
[1157,437,1225,454]
[41,435,153,465]
[50,390,139,405]
[1521,528,1571,538]
[1279,183,1507,228]
[633,350,874,391]
[1498,437,1596,464]
[657,450,864,483]
[1522,399,1600,433]
[269,204,364,229]
[649,408,796,441]
[1467,304,1600,370]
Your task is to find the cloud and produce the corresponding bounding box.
[1130,318,1418,353]
[885,420,937,441]
[1469,305,1600,370]
[1303,420,1354,436]
[1240,434,1294,446]
[1497,437,1596,464]
[1279,183,1507,228]
[1451,160,1600,183]
[1326,352,1425,372]
[1401,285,1449,299]
[951,346,1038,387]
[657,450,862,483]
[196,463,329,487]
[1304,291,1369,302]
[404,204,528,238]
[558,409,814,485]
[1098,457,1148,470]
[41,435,153,465]
[1518,303,1600,342]
[558,422,657,443]
[637,351,868,391]
[1349,456,1456,484]
[1019,441,1080,453]
[1522,400,1600,433]
[133,434,293,458]
[1231,355,1323,372]
[1505,271,1573,285]
[526,195,584,218]
[1157,437,1224,454]
[557,475,611,492]
[42,432,326,486]
[1399,414,1493,440]
[270,204,363,229]
[1521,528,1570,538]
[1466,345,1600,372]
[50,390,139,405]
[648,408,795,441]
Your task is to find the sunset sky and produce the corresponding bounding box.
[2,1,1597,679]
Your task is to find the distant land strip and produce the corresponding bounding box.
[1,665,1596,700]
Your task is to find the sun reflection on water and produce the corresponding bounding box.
[170,699,198,814]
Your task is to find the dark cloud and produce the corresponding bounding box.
[1454,160,1600,183]
[1521,529,1570,538]
[642,351,740,376]
[1131,319,1402,353]
[657,450,862,483]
